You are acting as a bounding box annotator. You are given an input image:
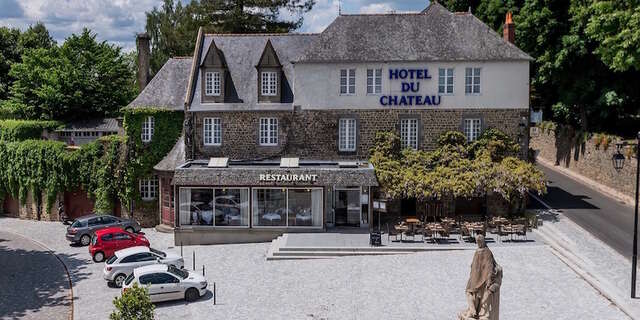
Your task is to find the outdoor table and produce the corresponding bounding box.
[394,224,409,241]
[426,223,446,239]
[464,222,485,238]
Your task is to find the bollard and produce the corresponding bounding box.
[202,264,205,276]
[180,242,183,257]
[213,282,216,305]
[192,251,196,270]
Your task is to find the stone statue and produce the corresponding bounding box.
[458,235,502,320]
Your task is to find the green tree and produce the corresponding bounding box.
[109,283,155,320]
[0,27,21,101]
[18,22,56,53]
[145,0,315,74]
[4,29,136,121]
[585,0,640,72]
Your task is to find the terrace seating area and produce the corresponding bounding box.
[388,215,534,245]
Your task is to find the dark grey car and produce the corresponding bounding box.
[65,214,142,246]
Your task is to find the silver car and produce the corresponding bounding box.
[103,246,184,287]
[122,264,208,302]
[66,214,141,246]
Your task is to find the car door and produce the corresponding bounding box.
[100,233,115,256]
[101,216,118,228]
[139,274,162,302]
[87,217,101,233]
[153,273,181,301]
[136,252,158,268]
[114,232,135,250]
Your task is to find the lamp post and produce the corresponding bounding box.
[633,132,640,298]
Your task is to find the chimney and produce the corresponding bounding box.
[503,11,515,44]
[136,33,151,92]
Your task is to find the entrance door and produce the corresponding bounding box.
[334,189,361,227]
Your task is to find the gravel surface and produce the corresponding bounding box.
[0,217,628,320]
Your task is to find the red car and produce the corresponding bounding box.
[89,227,150,262]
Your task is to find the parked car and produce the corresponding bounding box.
[103,246,184,287]
[66,214,141,246]
[89,227,149,262]
[122,264,208,303]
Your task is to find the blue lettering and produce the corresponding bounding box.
[424,69,432,79]
[432,95,441,105]
[410,82,420,92]
[389,69,399,79]
[407,96,414,105]
[401,83,411,92]
[380,96,388,106]
[389,96,398,105]
[416,96,423,105]
[398,69,408,79]
[399,96,407,105]
[424,96,432,105]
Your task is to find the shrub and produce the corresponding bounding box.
[109,283,155,320]
[437,131,467,147]
[0,120,61,142]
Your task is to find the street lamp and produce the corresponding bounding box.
[631,132,640,298]
[613,143,626,171]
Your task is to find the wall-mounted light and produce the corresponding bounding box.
[612,142,626,171]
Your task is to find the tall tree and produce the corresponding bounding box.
[0,27,21,101]
[3,29,136,121]
[145,0,315,74]
[18,22,56,53]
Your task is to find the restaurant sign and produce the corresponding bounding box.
[259,173,318,183]
[380,68,441,107]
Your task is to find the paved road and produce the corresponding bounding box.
[532,164,635,258]
[0,230,71,320]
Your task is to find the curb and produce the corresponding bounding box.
[530,193,639,320]
[2,229,74,320]
[536,157,634,207]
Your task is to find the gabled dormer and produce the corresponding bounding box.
[200,39,227,103]
[256,40,283,103]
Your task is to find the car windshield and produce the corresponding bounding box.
[150,248,166,258]
[71,220,85,228]
[106,255,118,265]
[168,265,188,279]
[124,273,135,286]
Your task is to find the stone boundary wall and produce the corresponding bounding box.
[530,127,637,199]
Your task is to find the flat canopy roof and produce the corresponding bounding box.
[174,160,378,187]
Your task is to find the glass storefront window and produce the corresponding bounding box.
[253,188,287,227]
[214,189,249,226]
[253,188,323,227]
[288,189,322,227]
[179,189,214,226]
[179,188,249,227]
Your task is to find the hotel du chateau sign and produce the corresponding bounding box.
[380,68,441,107]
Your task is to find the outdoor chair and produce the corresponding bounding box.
[516,224,527,240]
[387,223,401,242]
[495,225,508,242]
[459,225,471,242]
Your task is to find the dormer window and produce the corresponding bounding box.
[261,72,278,96]
[200,39,227,103]
[205,72,221,96]
[257,40,282,103]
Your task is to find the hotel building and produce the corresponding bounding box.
[129,3,532,244]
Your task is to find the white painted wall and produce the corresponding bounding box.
[293,61,529,110]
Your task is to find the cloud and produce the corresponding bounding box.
[359,3,394,14]
[300,0,340,33]
[0,0,24,18]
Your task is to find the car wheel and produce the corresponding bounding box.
[80,235,91,246]
[93,251,105,263]
[125,227,135,233]
[113,274,126,287]
[185,288,199,302]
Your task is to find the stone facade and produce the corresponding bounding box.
[531,127,638,199]
[1,193,62,221]
[191,108,529,161]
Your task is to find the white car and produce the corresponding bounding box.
[103,246,184,287]
[122,264,208,302]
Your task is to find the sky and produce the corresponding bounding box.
[0,0,430,51]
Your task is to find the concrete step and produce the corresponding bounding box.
[278,246,468,253]
[272,250,414,257]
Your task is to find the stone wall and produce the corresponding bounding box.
[192,108,529,160]
[1,193,61,221]
[530,127,637,199]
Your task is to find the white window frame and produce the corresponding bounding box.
[465,67,481,95]
[139,176,158,201]
[203,117,221,146]
[205,72,221,96]
[400,118,419,150]
[338,118,357,152]
[340,69,356,95]
[261,71,278,96]
[141,116,154,143]
[438,68,454,95]
[259,118,278,146]
[464,118,482,142]
[366,69,382,94]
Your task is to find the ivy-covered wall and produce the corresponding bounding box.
[0,110,183,225]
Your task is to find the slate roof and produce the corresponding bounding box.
[297,2,532,63]
[128,57,192,110]
[188,34,316,110]
[57,118,120,132]
[154,135,186,172]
